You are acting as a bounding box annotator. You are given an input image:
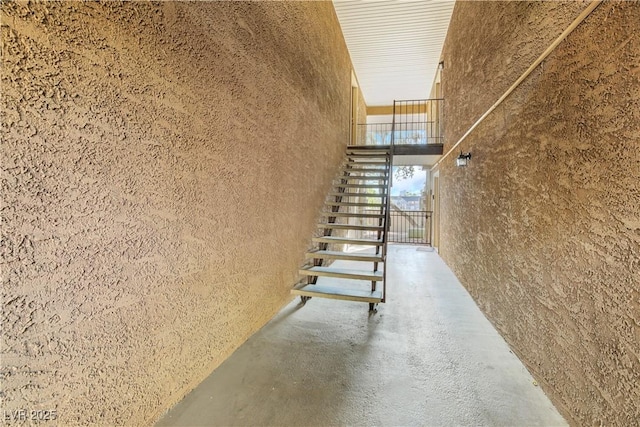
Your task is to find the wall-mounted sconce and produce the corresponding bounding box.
[456,151,472,167]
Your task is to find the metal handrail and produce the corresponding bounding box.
[382,103,396,303]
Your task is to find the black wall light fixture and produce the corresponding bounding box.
[456,151,472,167]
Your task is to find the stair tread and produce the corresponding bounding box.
[347,145,390,150]
[329,193,385,198]
[347,149,389,153]
[346,162,388,166]
[312,236,384,245]
[346,153,390,156]
[320,212,384,218]
[341,169,389,173]
[325,202,385,208]
[345,165,387,168]
[306,250,383,262]
[333,192,386,196]
[342,165,388,169]
[291,283,383,303]
[341,173,388,177]
[346,158,389,161]
[347,154,389,158]
[337,184,387,188]
[299,265,383,281]
[318,223,384,231]
[343,164,388,167]
[340,177,387,181]
[346,149,390,154]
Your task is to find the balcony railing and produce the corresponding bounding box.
[357,99,444,147]
[357,123,393,146]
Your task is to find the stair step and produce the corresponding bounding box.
[340,173,388,178]
[347,145,390,150]
[306,250,383,262]
[346,148,390,154]
[342,168,389,174]
[320,212,384,219]
[343,163,388,168]
[347,154,389,159]
[346,157,389,161]
[318,223,384,231]
[299,265,384,281]
[345,152,390,160]
[336,184,387,189]
[329,192,385,198]
[339,176,387,182]
[346,161,388,166]
[346,148,391,156]
[326,201,386,208]
[312,236,384,246]
[347,156,387,160]
[291,282,383,303]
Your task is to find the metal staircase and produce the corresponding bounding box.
[291,145,391,311]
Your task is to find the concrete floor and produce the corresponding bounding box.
[156,245,566,426]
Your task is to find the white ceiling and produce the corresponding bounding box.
[333,0,455,107]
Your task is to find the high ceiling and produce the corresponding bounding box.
[333,0,455,107]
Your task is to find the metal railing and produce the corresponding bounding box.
[344,209,432,246]
[357,99,443,147]
[357,123,393,146]
[388,210,432,245]
[391,99,444,145]
[383,119,394,303]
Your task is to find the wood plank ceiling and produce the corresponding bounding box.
[333,0,455,107]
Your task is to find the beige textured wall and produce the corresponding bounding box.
[1,1,352,424]
[354,86,368,145]
[442,0,585,153]
[357,87,367,126]
[438,2,639,425]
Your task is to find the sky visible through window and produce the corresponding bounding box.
[391,166,426,196]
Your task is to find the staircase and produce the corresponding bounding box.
[291,145,391,311]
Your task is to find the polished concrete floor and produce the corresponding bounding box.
[156,245,566,426]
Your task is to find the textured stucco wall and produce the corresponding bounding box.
[442,0,585,153]
[357,87,367,126]
[1,1,352,424]
[353,85,367,145]
[438,2,639,425]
